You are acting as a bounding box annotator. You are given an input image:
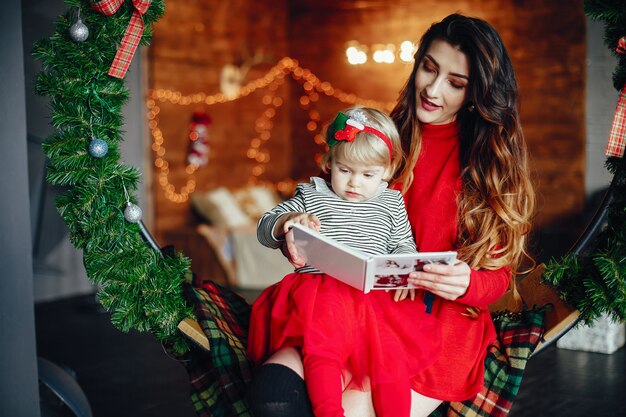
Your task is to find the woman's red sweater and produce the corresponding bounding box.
[401,121,510,401]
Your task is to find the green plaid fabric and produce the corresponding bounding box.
[175,278,254,417]
[177,281,545,417]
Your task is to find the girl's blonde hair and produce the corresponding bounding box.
[321,107,404,181]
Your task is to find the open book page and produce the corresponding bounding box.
[291,224,456,293]
[371,252,457,290]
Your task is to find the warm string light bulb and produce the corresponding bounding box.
[346,45,367,65]
[399,40,416,63]
[147,98,198,203]
[247,76,287,182]
[372,44,396,64]
[346,40,416,65]
[147,57,395,203]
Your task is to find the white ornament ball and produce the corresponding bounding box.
[69,18,89,42]
[88,138,108,158]
[124,203,143,223]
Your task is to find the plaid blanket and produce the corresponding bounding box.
[173,278,254,417]
[177,280,546,417]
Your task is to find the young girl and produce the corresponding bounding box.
[246,107,441,417]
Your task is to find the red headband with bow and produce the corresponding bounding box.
[327,112,393,160]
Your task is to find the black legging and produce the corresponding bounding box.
[246,363,314,417]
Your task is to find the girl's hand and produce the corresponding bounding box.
[391,288,416,302]
[407,260,471,301]
[281,213,321,235]
[282,228,306,268]
[276,213,320,268]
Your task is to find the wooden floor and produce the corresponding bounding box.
[35,292,625,417]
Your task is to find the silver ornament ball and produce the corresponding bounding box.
[124,203,143,223]
[69,18,89,42]
[88,138,108,158]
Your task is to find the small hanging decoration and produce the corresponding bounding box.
[606,37,626,158]
[124,202,143,223]
[121,183,142,223]
[88,137,108,158]
[92,0,152,79]
[186,110,212,167]
[220,65,244,99]
[69,9,89,42]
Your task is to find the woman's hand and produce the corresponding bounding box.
[407,260,471,301]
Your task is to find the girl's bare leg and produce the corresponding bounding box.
[264,346,305,377]
[343,388,442,417]
[410,390,442,417]
[343,389,376,417]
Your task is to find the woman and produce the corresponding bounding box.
[247,13,535,417]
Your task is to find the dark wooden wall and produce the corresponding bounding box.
[149,0,586,251]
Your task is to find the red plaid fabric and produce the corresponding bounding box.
[607,86,626,158]
[92,0,151,79]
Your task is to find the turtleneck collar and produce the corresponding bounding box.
[420,120,459,140]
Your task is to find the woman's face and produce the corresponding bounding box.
[414,39,470,125]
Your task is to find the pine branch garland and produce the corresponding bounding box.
[34,0,194,354]
[584,0,626,89]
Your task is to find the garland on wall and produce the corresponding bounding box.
[33,0,193,354]
[147,58,396,203]
[33,0,625,358]
[542,0,626,324]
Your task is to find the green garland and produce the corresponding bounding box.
[33,0,194,354]
[33,0,625,355]
[542,0,626,324]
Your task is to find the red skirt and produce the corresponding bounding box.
[247,272,441,389]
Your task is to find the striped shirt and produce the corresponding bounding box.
[257,177,417,274]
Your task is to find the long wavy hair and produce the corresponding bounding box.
[391,13,535,273]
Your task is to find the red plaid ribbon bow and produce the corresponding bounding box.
[92,0,151,79]
[606,36,626,158]
[607,87,626,158]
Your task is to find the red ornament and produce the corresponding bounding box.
[187,110,212,166]
[616,36,626,54]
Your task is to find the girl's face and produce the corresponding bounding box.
[414,39,470,125]
[329,156,388,202]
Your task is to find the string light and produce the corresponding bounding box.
[345,40,417,65]
[399,40,416,63]
[346,42,368,65]
[146,98,198,203]
[247,76,287,181]
[372,44,396,64]
[147,57,395,203]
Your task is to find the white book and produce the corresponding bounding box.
[291,224,457,293]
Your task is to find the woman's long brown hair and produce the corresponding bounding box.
[391,14,535,274]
